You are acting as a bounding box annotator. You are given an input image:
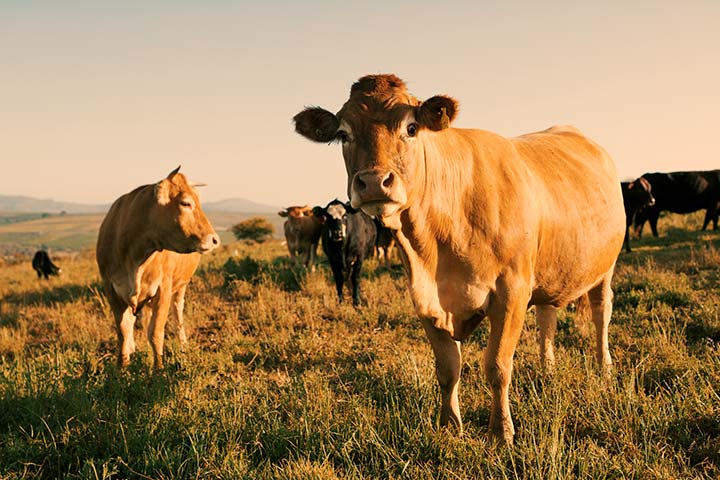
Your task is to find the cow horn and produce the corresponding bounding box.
[167,165,181,178]
[188,181,207,188]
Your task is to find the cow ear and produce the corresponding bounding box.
[312,206,326,223]
[155,179,172,206]
[278,210,289,217]
[627,181,635,190]
[344,202,358,214]
[294,107,340,143]
[417,95,459,131]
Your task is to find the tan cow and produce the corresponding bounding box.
[96,167,220,369]
[293,74,625,444]
[278,205,322,270]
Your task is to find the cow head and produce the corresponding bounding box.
[625,176,655,210]
[294,74,458,229]
[152,166,220,254]
[312,200,357,242]
[279,205,313,218]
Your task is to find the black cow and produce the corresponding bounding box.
[32,250,61,279]
[634,170,720,237]
[312,199,376,306]
[621,177,655,252]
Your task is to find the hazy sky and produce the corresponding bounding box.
[2,1,719,207]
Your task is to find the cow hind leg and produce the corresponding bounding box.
[587,267,615,374]
[421,317,463,432]
[536,305,558,371]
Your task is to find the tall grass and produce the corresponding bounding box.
[0,212,718,479]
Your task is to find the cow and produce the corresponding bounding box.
[373,218,396,265]
[633,170,720,237]
[96,167,220,369]
[312,199,376,306]
[293,74,625,444]
[621,177,655,252]
[278,205,323,270]
[32,250,61,279]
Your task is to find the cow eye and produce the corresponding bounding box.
[407,123,418,137]
[179,200,193,209]
[336,130,349,143]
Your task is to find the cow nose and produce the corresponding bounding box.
[200,232,220,252]
[354,169,395,202]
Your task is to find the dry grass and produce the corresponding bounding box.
[0,212,719,479]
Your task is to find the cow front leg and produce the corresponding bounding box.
[485,283,529,444]
[172,285,188,346]
[421,317,463,432]
[114,307,136,368]
[350,259,363,306]
[536,305,557,370]
[329,262,344,302]
[148,287,173,370]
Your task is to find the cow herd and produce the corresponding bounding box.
[26,74,718,445]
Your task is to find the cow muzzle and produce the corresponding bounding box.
[198,232,221,253]
[350,168,407,219]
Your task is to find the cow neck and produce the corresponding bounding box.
[119,189,164,287]
[398,129,476,272]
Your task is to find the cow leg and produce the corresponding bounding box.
[350,258,363,306]
[106,292,135,368]
[623,224,631,253]
[172,285,188,346]
[309,243,318,272]
[648,210,660,237]
[147,287,173,370]
[702,208,714,231]
[587,267,615,374]
[485,280,530,444]
[536,305,557,370]
[421,317,462,432]
[331,264,344,303]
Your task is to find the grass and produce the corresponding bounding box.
[0,212,719,479]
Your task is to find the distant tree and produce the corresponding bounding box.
[231,217,274,243]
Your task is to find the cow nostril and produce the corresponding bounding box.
[382,172,394,188]
[212,235,219,245]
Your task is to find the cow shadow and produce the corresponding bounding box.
[2,281,104,308]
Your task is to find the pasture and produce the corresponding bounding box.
[0,212,719,479]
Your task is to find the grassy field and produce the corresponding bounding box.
[0,212,719,479]
[0,212,285,256]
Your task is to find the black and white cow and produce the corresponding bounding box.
[312,199,377,306]
[32,250,61,279]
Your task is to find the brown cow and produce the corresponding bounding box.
[96,167,220,369]
[373,218,396,265]
[294,74,625,444]
[278,205,322,270]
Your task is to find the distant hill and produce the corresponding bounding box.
[0,195,108,214]
[0,194,279,215]
[202,198,279,214]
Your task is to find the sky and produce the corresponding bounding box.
[2,1,719,208]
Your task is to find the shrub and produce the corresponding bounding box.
[231,217,274,243]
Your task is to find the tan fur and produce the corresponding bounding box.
[294,75,626,444]
[279,206,323,270]
[96,168,219,369]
